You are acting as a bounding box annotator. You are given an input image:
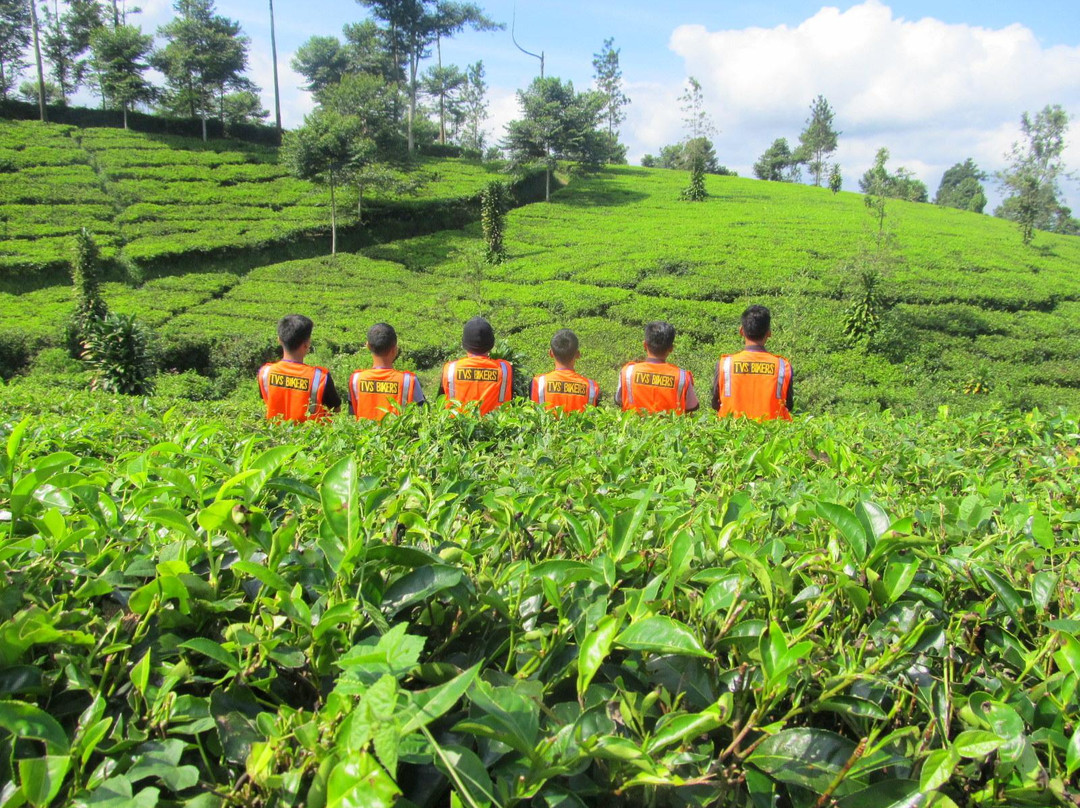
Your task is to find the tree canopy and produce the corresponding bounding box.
[798,95,839,187]
[504,76,616,202]
[934,159,987,213]
[994,104,1076,244]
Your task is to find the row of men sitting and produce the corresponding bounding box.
[257,305,794,422]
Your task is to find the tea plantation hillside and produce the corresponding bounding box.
[0,388,1077,807]
[22,164,1069,415]
[0,119,512,285]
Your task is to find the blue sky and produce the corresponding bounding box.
[132,0,1080,207]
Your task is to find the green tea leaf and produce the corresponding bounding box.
[577,613,622,700]
[0,699,70,754]
[616,616,712,658]
[919,748,959,791]
[952,730,1003,758]
[19,754,70,807]
[817,501,868,563]
[747,728,857,792]
[326,752,400,808]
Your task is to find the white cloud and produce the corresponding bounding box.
[634,0,1080,208]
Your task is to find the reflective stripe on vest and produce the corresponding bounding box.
[536,374,546,405]
[677,369,688,408]
[498,360,511,402]
[258,365,271,401]
[587,380,597,405]
[309,367,324,415]
[622,364,636,407]
[722,356,733,398]
[446,361,457,398]
[403,373,414,403]
[776,359,787,401]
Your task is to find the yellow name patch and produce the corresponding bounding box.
[456,368,500,382]
[633,371,675,388]
[269,373,310,391]
[357,380,400,395]
[733,361,776,375]
[547,380,587,396]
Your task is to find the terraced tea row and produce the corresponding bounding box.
[0,120,509,282]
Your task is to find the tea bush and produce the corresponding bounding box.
[0,390,1077,806]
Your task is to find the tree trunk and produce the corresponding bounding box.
[111,0,119,26]
[407,47,418,154]
[201,114,207,142]
[329,171,337,255]
[357,179,363,222]
[545,165,550,202]
[123,105,128,129]
[29,0,47,122]
[0,59,6,102]
[268,0,281,136]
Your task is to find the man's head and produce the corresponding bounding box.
[462,316,495,355]
[740,305,772,344]
[277,314,314,354]
[367,322,398,361]
[549,329,580,366]
[643,321,676,358]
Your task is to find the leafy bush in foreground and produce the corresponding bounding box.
[0,393,1077,807]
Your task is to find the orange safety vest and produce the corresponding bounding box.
[716,349,792,421]
[619,361,692,414]
[442,355,512,415]
[349,368,419,421]
[258,360,330,422]
[531,369,599,413]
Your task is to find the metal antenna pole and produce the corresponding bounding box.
[511,7,544,78]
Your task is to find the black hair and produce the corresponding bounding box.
[741,305,771,340]
[644,321,676,354]
[367,322,397,355]
[550,329,579,363]
[277,314,313,352]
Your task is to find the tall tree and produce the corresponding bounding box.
[995,104,1074,244]
[90,23,154,128]
[283,107,369,255]
[154,0,254,141]
[503,76,612,202]
[457,59,486,152]
[28,0,47,119]
[934,158,986,213]
[859,147,927,203]
[798,94,839,187]
[292,35,349,96]
[0,0,31,101]
[42,0,103,103]
[357,0,501,154]
[591,36,628,138]
[753,137,799,182]
[267,0,280,133]
[679,75,714,140]
[422,62,463,144]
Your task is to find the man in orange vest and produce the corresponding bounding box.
[531,329,600,413]
[712,305,793,421]
[348,323,426,421]
[257,314,341,422]
[615,321,699,414]
[441,317,513,415]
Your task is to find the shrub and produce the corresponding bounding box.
[65,229,109,357]
[480,180,510,264]
[82,313,156,395]
[679,154,707,202]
